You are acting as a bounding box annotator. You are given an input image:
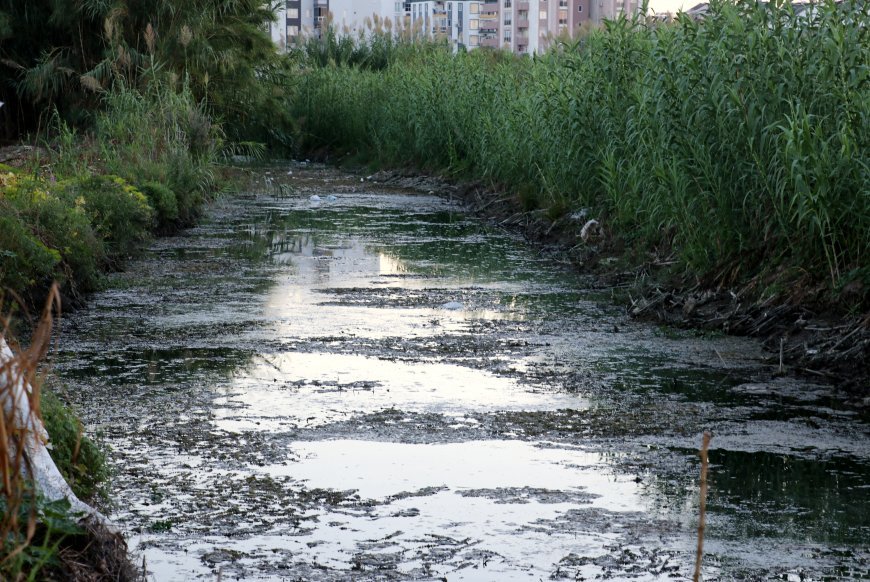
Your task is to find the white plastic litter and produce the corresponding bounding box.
[440,301,464,311]
[309,195,321,203]
[0,338,113,528]
[325,195,337,202]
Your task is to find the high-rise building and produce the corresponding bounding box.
[267,0,639,53]
[588,0,643,25]
[410,2,483,52]
[269,0,408,48]
[498,0,592,54]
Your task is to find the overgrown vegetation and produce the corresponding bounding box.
[292,0,869,308]
[0,1,288,577]
[0,0,292,147]
[0,0,291,304]
[0,82,221,303]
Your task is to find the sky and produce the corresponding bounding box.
[646,0,692,13]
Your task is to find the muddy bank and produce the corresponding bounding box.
[360,167,869,402]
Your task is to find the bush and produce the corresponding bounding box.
[0,172,105,296]
[60,175,153,264]
[93,84,221,226]
[138,181,180,227]
[0,207,62,293]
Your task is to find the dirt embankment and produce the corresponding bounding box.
[360,167,869,404]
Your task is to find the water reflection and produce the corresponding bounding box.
[52,167,868,580]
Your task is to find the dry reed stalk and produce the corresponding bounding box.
[693,431,712,582]
[0,284,60,563]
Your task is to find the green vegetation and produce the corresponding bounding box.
[0,0,292,147]
[40,389,109,503]
[0,1,288,577]
[0,0,290,305]
[291,0,869,308]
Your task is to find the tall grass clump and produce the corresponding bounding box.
[291,0,869,307]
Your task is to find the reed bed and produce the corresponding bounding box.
[291,0,869,303]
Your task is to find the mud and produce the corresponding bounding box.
[55,163,869,580]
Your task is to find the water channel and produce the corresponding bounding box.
[55,164,868,580]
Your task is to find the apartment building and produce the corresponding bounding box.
[497,0,591,54]
[270,0,409,48]
[268,0,639,53]
[410,2,484,51]
[409,1,447,37]
[588,0,643,24]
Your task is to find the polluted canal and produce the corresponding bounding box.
[55,164,868,580]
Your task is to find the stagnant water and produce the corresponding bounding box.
[55,164,868,580]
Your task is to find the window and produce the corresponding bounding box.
[470,18,478,28]
[504,0,512,7]
[288,8,299,18]
[539,9,546,19]
[559,0,568,6]
[504,15,512,24]
[470,3,479,13]
[286,25,299,36]
[578,5,582,11]
[470,34,479,45]
[503,30,512,42]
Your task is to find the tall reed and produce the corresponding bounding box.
[290,0,870,304]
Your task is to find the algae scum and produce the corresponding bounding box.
[56,165,868,580]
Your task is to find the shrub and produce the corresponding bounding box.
[138,181,180,227]
[0,207,62,293]
[0,172,104,296]
[60,175,153,264]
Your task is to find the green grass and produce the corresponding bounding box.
[40,389,109,503]
[289,0,869,308]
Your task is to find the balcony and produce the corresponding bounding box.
[517,17,529,27]
[483,2,499,11]
[480,36,499,47]
[518,1,529,9]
